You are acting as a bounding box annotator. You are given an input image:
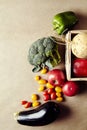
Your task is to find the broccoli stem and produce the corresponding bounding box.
[50,50,61,66]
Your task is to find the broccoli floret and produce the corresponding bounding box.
[28,37,61,72]
[28,38,46,65]
[33,53,46,65]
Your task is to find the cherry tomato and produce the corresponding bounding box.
[31,94,39,101]
[24,102,32,108]
[32,101,40,107]
[21,100,28,105]
[47,69,65,87]
[72,58,87,77]
[47,88,54,94]
[43,90,48,95]
[62,81,79,96]
[43,94,50,101]
[51,92,57,100]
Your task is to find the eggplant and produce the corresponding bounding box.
[14,101,60,126]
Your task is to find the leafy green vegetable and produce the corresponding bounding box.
[28,37,61,72]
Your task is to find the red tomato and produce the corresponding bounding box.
[21,100,28,105]
[50,92,57,100]
[47,88,54,94]
[24,102,32,108]
[62,81,79,96]
[72,58,87,77]
[43,90,48,95]
[47,69,65,87]
[43,94,50,101]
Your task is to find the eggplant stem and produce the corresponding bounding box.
[14,112,19,120]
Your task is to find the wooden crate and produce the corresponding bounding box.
[65,30,87,81]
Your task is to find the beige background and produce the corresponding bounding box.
[0,0,87,130]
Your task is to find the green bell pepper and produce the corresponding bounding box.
[52,11,78,35]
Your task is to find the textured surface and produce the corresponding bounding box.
[0,0,87,130]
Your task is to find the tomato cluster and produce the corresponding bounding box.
[43,87,63,101]
[21,68,80,109]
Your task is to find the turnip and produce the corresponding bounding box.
[71,33,87,59]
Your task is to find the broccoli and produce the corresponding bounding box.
[28,37,61,72]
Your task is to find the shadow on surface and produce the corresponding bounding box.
[74,12,87,30]
[77,81,87,94]
[55,103,72,122]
